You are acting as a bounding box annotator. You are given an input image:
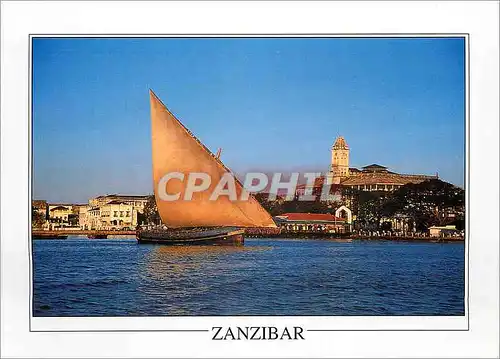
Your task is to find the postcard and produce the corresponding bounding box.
[1,1,498,358]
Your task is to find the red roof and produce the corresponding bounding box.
[279,213,345,222]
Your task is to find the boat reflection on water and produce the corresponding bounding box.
[140,244,272,281]
[134,244,274,315]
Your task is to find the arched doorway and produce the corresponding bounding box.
[335,205,352,232]
[335,205,352,223]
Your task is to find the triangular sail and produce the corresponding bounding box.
[150,90,277,228]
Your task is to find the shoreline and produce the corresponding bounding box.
[246,236,464,242]
[32,233,464,242]
[244,232,464,242]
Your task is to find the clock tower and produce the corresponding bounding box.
[331,136,350,182]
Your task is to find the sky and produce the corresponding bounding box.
[33,37,465,203]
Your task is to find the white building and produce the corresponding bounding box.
[99,200,137,230]
[48,205,73,225]
[80,194,148,230]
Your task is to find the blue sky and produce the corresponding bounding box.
[33,37,465,203]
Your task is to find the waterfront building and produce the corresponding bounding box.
[379,213,416,233]
[274,212,347,233]
[330,136,437,190]
[98,200,137,230]
[340,164,437,192]
[48,205,73,225]
[89,194,148,211]
[71,204,86,214]
[78,206,88,229]
[81,194,148,230]
[48,203,74,213]
[296,136,438,198]
[86,206,102,230]
[428,225,460,238]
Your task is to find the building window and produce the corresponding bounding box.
[120,211,124,217]
[126,211,130,217]
[114,211,118,217]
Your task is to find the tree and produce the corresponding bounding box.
[340,186,361,214]
[254,192,283,215]
[254,192,332,216]
[142,195,161,225]
[391,179,464,230]
[355,179,465,232]
[357,195,387,229]
[32,206,45,229]
[68,214,79,227]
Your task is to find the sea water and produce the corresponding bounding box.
[33,237,464,316]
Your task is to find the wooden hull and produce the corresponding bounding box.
[136,227,245,246]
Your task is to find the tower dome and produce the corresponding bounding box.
[333,136,349,150]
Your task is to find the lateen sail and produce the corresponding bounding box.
[150,90,277,228]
